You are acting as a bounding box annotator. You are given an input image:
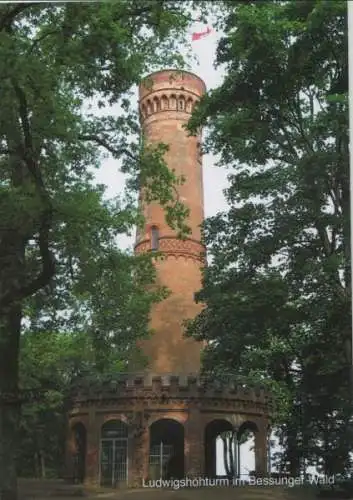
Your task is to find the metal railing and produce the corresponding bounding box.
[149,443,174,479]
[100,438,128,487]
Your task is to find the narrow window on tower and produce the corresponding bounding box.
[151,226,159,251]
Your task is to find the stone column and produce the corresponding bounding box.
[131,417,149,486]
[204,435,215,478]
[184,409,204,478]
[64,422,75,482]
[234,435,240,478]
[255,425,268,477]
[85,409,99,486]
[267,426,272,475]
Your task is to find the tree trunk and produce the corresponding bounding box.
[286,427,300,476]
[0,303,22,500]
[34,451,40,478]
[0,185,26,500]
[228,434,235,478]
[222,436,228,476]
[0,101,54,500]
[222,433,235,479]
[40,451,46,479]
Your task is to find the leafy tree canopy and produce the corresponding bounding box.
[0,2,204,497]
[186,0,350,475]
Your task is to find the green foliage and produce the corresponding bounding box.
[18,331,88,477]
[186,0,350,475]
[0,0,195,363]
[0,1,199,491]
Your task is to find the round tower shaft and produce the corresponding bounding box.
[135,69,206,374]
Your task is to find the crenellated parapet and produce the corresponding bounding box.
[139,69,205,123]
[69,373,271,415]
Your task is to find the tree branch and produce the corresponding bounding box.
[28,30,59,55]
[0,3,36,32]
[0,80,56,309]
[79,134,136,160]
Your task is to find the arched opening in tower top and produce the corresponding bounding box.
[153,96,160,112]
[149,418,184,480]
[71,422,86,484]
[151,226,159,251]
[100,419,128,487]
[161,95,168,109]
[178,95,185,111]
[186,98,193,113]
[169,94,176,109]
[205,419,234,479]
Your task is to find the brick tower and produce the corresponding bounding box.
[66,70,270,489]
[135,69,206,374]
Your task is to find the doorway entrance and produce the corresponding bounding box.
[100,420,128,487]
[72,423,86,483]
[149,419,184,479]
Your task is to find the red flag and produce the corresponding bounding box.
[191,26,212,41]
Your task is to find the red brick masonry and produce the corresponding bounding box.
[66,70,271,487]
[67,373,270,486]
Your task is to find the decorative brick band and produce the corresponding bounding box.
[134,237,206,262]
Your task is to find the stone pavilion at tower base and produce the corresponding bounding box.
[66,373,270,487]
